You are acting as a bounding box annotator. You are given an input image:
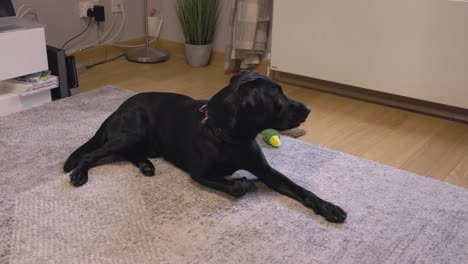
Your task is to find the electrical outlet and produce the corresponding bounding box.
[79,0,99,18]
[111,0,124,13]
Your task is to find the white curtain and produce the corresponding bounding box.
[224,0,272,73]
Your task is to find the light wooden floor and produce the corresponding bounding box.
[77,40,468,188]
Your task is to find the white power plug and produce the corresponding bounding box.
[111,0,124,13]
[78,0,98,18]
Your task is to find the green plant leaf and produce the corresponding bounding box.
[176,0,219,45]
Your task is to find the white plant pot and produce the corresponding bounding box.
[184,43,213,67]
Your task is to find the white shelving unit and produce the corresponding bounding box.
[0,17,53,117]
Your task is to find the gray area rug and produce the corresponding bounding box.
[1,87,467,264]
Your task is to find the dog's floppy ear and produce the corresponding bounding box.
[230,71,263,108]
[238,79,263,109]
[229,70,252,84]
[230,70,266,88]
[228,70,266,109]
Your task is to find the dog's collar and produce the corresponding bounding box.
[199,104,241,144]
[199,104,209,125]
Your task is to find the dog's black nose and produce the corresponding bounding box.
[300,106,311,116]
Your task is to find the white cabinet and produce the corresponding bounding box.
[0,17,50,116]
[271,0,468,109]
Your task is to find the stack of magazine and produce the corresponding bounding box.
[3,71,58,96]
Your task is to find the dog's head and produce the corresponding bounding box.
[209,71,310,138]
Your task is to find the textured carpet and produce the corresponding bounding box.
[1,87,467,264]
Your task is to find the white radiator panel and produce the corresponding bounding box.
[271,0,468,109]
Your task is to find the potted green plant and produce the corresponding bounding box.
[176,0,219,67]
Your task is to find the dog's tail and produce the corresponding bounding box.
[63,129,105,173]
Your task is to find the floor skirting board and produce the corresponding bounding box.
[272,70,468,124]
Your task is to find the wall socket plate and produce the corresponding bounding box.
[111,0,124,13]
[79,0,99,18]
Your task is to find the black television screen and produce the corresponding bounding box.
[0,0,15,17]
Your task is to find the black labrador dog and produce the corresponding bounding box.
[64,71,347,223]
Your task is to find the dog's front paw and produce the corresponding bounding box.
[139,163,155,176]
[228,178,254,198]
[70,169,88,187]
[307,198,347,223]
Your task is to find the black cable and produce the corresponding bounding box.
[86,53,125,69]
[61,18,93,50]
[85,21,123,69]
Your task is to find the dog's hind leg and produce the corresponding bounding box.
[70,136,142,186]
[124,155,155,176]
[69,107,150,186]
[63,127,106,173]
[63,115,117,173]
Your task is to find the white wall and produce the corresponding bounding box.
[12,0,231,52]
[147,0,232,52]
[12,0,145,50]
